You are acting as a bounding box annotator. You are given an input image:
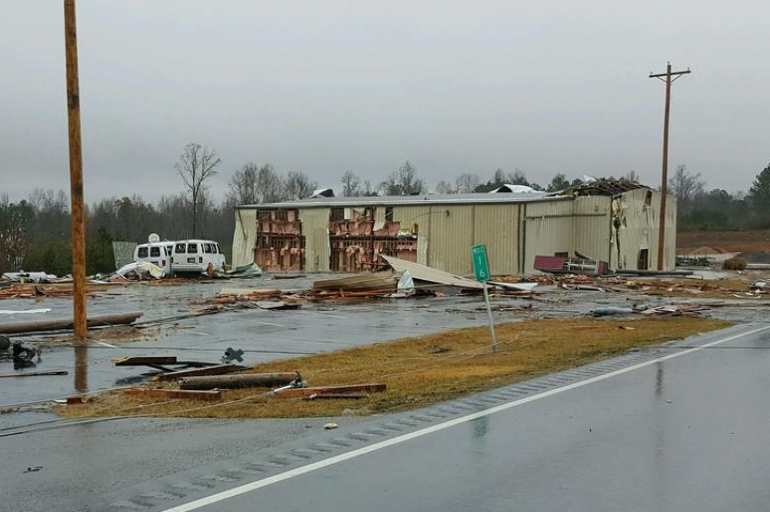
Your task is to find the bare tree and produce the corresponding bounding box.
[546,173,570,192]
[341,170,362,197]
[227,163,260,205]
[175,143,221,238]
[455,173,480,194]
[284,170,317,200]
[381,161,425,195]
[625,170,640,183]
[362,179,376,196]
[256,164,284,203]
[508,169,530,186]
[435,180,456,194]
[668,164,705,216]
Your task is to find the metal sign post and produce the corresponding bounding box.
[472,244,497,352]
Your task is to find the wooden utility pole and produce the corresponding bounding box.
[64,0,87,339]
[649,62,690,270]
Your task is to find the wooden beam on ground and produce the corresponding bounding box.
[0,370,70,378]
[113,356,178,366]
[124,388,222,401]
[275,383,386,399]
[0,312,143,335]
[179,372,298,390]
[151,364,241,382]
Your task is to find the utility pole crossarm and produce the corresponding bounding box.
[649,68,691,79]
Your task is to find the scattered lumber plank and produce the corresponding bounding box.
[179,372,298,390]
[0,312,143,334]
[275,383,386,399]
[0,370,69,378]
[124,388,222,401]
[113,356,178,366]
[151,364,241,382]
[312,273,399,293]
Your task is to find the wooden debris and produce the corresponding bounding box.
[313,273,400,293]
[303,393,369,400]
[151,364,241,381]
[275,383,386,398]
[124,388,222,401]
[113,356,178,366]
[179,372,298,390]
[0,370,69,378]
[0,312,143,335]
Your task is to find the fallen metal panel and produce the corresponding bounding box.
[113,356,178,366]
[380,255,483,289]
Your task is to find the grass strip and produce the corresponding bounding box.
[59,316,732,420]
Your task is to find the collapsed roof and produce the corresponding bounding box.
[552,178,647,197]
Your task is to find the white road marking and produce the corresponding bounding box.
[255,321,284,327]
[158,324,770,512]
[93,341,117,348]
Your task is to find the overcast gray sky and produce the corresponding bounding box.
[1,1,767,204]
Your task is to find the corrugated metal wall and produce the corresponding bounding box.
[572,196,612,264]
[231,208,257,268]
[473,204,520,275]
[523,199,575,272]
[235,191,676,274]
[427,205,474,274]
[392,205,431,265]
[616,188,677,270]
[299,208,331,272]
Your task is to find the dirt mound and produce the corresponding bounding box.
[678,231,770,253]
[678,246,726,255]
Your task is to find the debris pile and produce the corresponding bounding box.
[592,304,710,317]
[107,350,386,404]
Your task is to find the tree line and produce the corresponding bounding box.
[1,140,769,276]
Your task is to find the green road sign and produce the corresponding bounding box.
[472,244,490,282]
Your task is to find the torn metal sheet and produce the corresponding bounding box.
[2,272,57,283]
[226,262,263,278]
[256,301,300,310]
[380,255,483,290]
[113,261,164,279]
[0,308,52,315]
[390,270,416,298]
[488,282,538,292]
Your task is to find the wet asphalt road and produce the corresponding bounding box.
[164,323,770,512]
[2,323,769,511]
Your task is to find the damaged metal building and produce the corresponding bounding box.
[231,179,676,275]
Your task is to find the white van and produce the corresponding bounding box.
[133,241,175,276]
[171,239,226,275]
